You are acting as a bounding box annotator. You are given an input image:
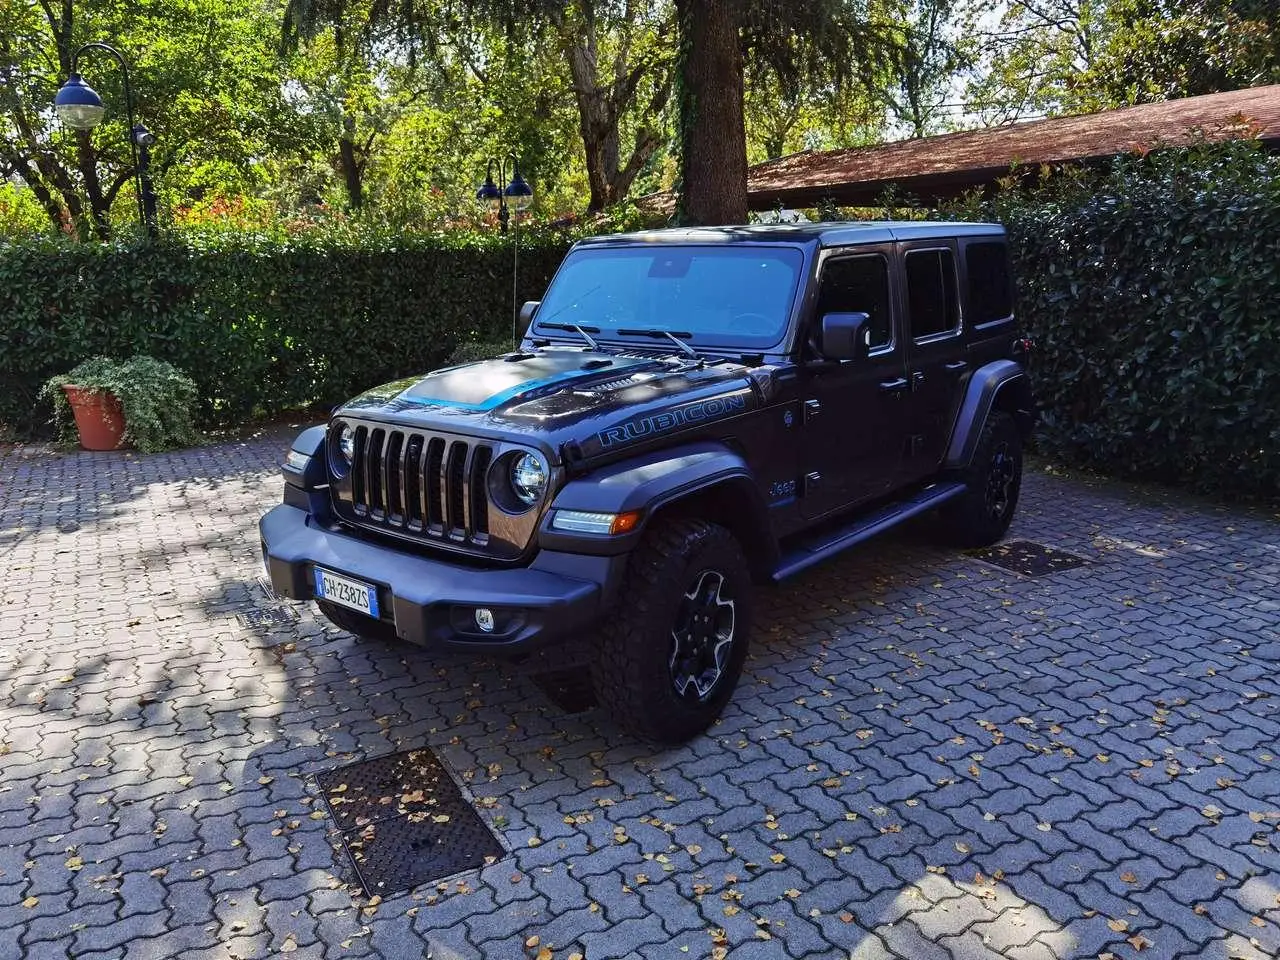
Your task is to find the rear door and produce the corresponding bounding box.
[799,247,909,518]
[898,242,967,483]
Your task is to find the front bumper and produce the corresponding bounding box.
[259,504,619,651]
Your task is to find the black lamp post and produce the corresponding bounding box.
[53,43,158,238]
[476,153,534,346]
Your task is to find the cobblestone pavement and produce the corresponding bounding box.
[2,430,1279,960]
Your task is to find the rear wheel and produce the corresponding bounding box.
[592,518,752,744]
[315,600,398,643]
[940,411,1023,547]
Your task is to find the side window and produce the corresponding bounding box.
[964,240,1014,325]
[905,248,959,340]
[815,254,893,349]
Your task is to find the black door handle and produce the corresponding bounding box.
[944,360,968,372]
[879,377,909,393]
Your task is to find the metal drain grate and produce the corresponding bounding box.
[972,539,1091,577]
[236,606,299,629]
[531,669,598,714]
[317,749,504,897]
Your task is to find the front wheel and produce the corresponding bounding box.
[940,410,1023,548]
[592,518,752,744]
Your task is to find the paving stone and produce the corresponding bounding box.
[3,435,1280,959]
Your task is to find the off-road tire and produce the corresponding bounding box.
[940,410,1022,548]
[592,518,752,744]
[315,600,399,643]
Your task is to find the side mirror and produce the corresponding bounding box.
[517,300,540,340]
[820,311,872,361]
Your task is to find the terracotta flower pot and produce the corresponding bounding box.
[62,384,126,451]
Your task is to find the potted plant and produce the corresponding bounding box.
[40,356,202,453]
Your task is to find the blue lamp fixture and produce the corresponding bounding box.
[475,153,533,234]
[476,153,535,346]
[53,43,158,238]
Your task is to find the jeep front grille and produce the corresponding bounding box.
[348,425,492,543]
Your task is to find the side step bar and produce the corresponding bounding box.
[771,481,967,582]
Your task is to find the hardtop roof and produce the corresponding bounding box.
[574,220,1005,249]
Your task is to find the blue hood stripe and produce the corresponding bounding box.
[399,358,651,412]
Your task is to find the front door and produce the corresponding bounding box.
[800,248,909,519]
[899,242,968,482]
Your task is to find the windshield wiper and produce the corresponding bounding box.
[617,327,700,360]
[538,322,601,351]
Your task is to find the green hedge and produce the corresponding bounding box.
[0,230,571,433]
[946,140,1280,497]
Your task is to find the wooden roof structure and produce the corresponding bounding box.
[684,84,1280,212]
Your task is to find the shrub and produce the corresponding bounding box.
[0,228,573,435]
[39,355,201,453]
[447,339,514,366]
[939,139,1280,497]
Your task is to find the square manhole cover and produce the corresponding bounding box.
[531,669,598,714]
[971,540,1091,577]
[317,749,504,897]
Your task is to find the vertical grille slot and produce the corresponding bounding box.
[367,428,386,517]
[468,446,492,538]
[445,441,467,537]
[385,431,405,524]
[425,437,445,532]
[404,435,424,529]
[352,426,369,514]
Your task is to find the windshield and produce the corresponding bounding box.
[534,245,804,349]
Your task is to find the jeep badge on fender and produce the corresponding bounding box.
[260,222,1036,744]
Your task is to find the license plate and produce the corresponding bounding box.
[313,567,380,619]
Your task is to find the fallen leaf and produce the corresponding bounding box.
[1127,934,1150,951]
[536,949,553,960]
[65,855,83,871]
[22,897,38,909]
[525,935,540,948]
[1120,872,1137,884]
[839,911,854,923]
[1107,918,1128,932]
[769,853,786,864]
[1036,822,1052,832]
[279,934,298,953]
[1201,805,1222,820]
[258,776,274,786]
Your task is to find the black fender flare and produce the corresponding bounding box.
[944,359,1036,470]
[284,424,328,489]
[538,441,771,558]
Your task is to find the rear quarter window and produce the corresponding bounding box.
[964,240,1014,325]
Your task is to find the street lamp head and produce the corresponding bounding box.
[476,169,503,212]
[54,74,106,130]
[505,170,533,212]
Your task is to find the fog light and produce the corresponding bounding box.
[475,608,495,633]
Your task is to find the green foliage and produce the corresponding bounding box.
[39,355,201,453]
[447,339,513,365]
[939,139,1280,497]
[1,228,573,436]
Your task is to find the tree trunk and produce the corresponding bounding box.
[337,110,365,209]
[75,130,112,240]
[675,0,747,225]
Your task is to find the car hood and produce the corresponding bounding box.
[335,347,766,461]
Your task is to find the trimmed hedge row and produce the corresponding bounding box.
[4,142,1277,497]
[0,231,571,433]
[941,139,1280,497]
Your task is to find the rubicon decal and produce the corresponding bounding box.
[597,392,751,448]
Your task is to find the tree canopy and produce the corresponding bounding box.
[0,0,1275,237]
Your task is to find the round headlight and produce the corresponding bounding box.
[511,453,548,506]
[331,422,355,473]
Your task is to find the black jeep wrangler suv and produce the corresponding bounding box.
[261,222,1035,743]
